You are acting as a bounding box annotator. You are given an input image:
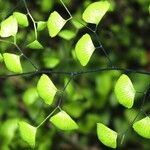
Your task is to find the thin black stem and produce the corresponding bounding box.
[37,106,59,128]
[72,18,95,33]
[60,0,72,20]
[1,66,150,78]
[120,83,150,145]
[0,38,38,70]
[22,0,38,39]
[14,43,38,71]
[140,84,150,110]
[22,0,29,13]
[120,111,142,145]
[57,74,74,106]
[94,32,113,66]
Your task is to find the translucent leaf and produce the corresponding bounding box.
[23,87,38,105]
[43,56,60,68]
[75,33,95,66]
[71,11,85,29]
[133,117,150,139]
[47,11,66,37]
[0,15,18,37]
[41,0,54,12]
[50,110,78,130]
[27,40,43,49]
[37,74,57,105]
[97,123,117,149]
[18,121,37,148]
[37,21,47,31]
[63,102,83,118]
[114,74,135,108]
[13,12,29,27]
[71,19,85,29]
[3,53,22,73]
[0,119,18,145]
[58,30,76,40]
[82,1,110,24]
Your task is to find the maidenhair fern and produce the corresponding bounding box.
[133,116,150,139]
[37,74,57,105]
[13,12,29,27]
[114,74,136,108]
[0,15,18,37]
[75,33,95,66]
[18,121,37,148]
[82,1,110,25]
[50,110,79,130]
[0,0,149,149]
[97,123,118,149]
[27,40,44,49]
[47,11,67,37]
[3,53,23,73]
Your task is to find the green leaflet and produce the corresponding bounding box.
[0,15,18,37]
[43,55,60,68]
[3,53,23,73]
[41,0,54,12]
[13,12,29,27]
[18,121,37,148]
[75,33,95,66]
[23,87,38,105]
[97,123,117,149]
[71,19,85,29]
[27,40,44,49]
[114,74,135,108]
[133,117,150,139]
[82,1,110,25]
[58,29,76,40]
[37,21,47,31]
[47,11,66,37]
[37,74,57,105]
[0,119,18,145]
[50,110,78,130]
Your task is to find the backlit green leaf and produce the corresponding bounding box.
[50,110,78,130]
[23,87,38,105]
[27,40,43,49]
[0,119,18,145]
[37,21,47,31]
[3,53,22,73]
[37,74,57,105]
[114,74,135,108]
[47,11,66,37]
[97,123,117,149]
[82,1,110,25]
[13,12,29,27]
[43,56,60,68]
[133,117,150,139]
[75,33,95,66]
[0,15,18,37]
[58,29,76,40]
[19,121,37,148]
[71,19,85,29]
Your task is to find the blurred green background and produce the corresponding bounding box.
[0,0,150,149]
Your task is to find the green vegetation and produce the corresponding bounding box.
[0,0,150,149]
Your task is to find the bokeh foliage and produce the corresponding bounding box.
[0,0,150,149]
